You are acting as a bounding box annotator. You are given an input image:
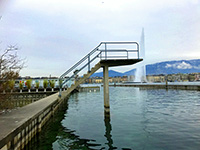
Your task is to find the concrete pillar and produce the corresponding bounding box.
[103,65,110,116]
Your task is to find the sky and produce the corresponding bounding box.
[0,0,200,77]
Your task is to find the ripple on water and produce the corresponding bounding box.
[32,87,200,150]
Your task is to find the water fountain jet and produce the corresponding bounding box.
[134,28,147,83]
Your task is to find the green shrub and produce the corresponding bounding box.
[9,80,15,90]
[43,79,48,89]
[19,81,24,89]
[49,80,55,88]
[35,81,40,89]
[2,82,7,90]
[59,79,63,88]
[26,80,32,89]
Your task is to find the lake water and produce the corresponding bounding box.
[32,86,200,150]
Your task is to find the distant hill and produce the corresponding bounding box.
[90,59,200,77]
[90,70,123,77]
[123,69,136,76]
[146,59,200,75]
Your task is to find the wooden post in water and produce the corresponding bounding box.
[103,65,110,117]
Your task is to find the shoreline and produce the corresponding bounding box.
[110,82,200,91]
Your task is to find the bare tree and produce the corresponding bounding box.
[0,45,26,110]
[0,45,25,90]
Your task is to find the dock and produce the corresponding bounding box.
[110,82,200,91]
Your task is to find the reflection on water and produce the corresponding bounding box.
[32,87,200,150]
[104,116,117,150]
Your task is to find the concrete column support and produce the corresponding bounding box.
[103,65,110,117]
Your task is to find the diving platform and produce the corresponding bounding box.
[100,59,143,67]
[59,42,143,117]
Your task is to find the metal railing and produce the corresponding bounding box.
[59,42,140,88]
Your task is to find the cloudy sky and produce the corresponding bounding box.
[0,0,200,77]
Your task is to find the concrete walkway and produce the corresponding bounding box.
[0,92,59,146]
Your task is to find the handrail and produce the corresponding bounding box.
[59,41,140,88]
[101,41,139,44]
[60,43,102,78]
[61,51,101,86]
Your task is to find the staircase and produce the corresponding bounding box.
[60,62,101,98]
[59,42,141,99]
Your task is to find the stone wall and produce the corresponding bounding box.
[0,93,69,150]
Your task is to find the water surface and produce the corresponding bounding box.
[33,87,200,150]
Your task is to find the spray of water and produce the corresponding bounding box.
[134,28,147,83]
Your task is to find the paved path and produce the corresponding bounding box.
[0,92,59,143]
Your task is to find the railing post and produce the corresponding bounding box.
[105,43,107,60]
[88,54,90,72]
[59,80,62,97]
[59,88,62,97]
[137,44,139,59]
[99,51,102,60]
